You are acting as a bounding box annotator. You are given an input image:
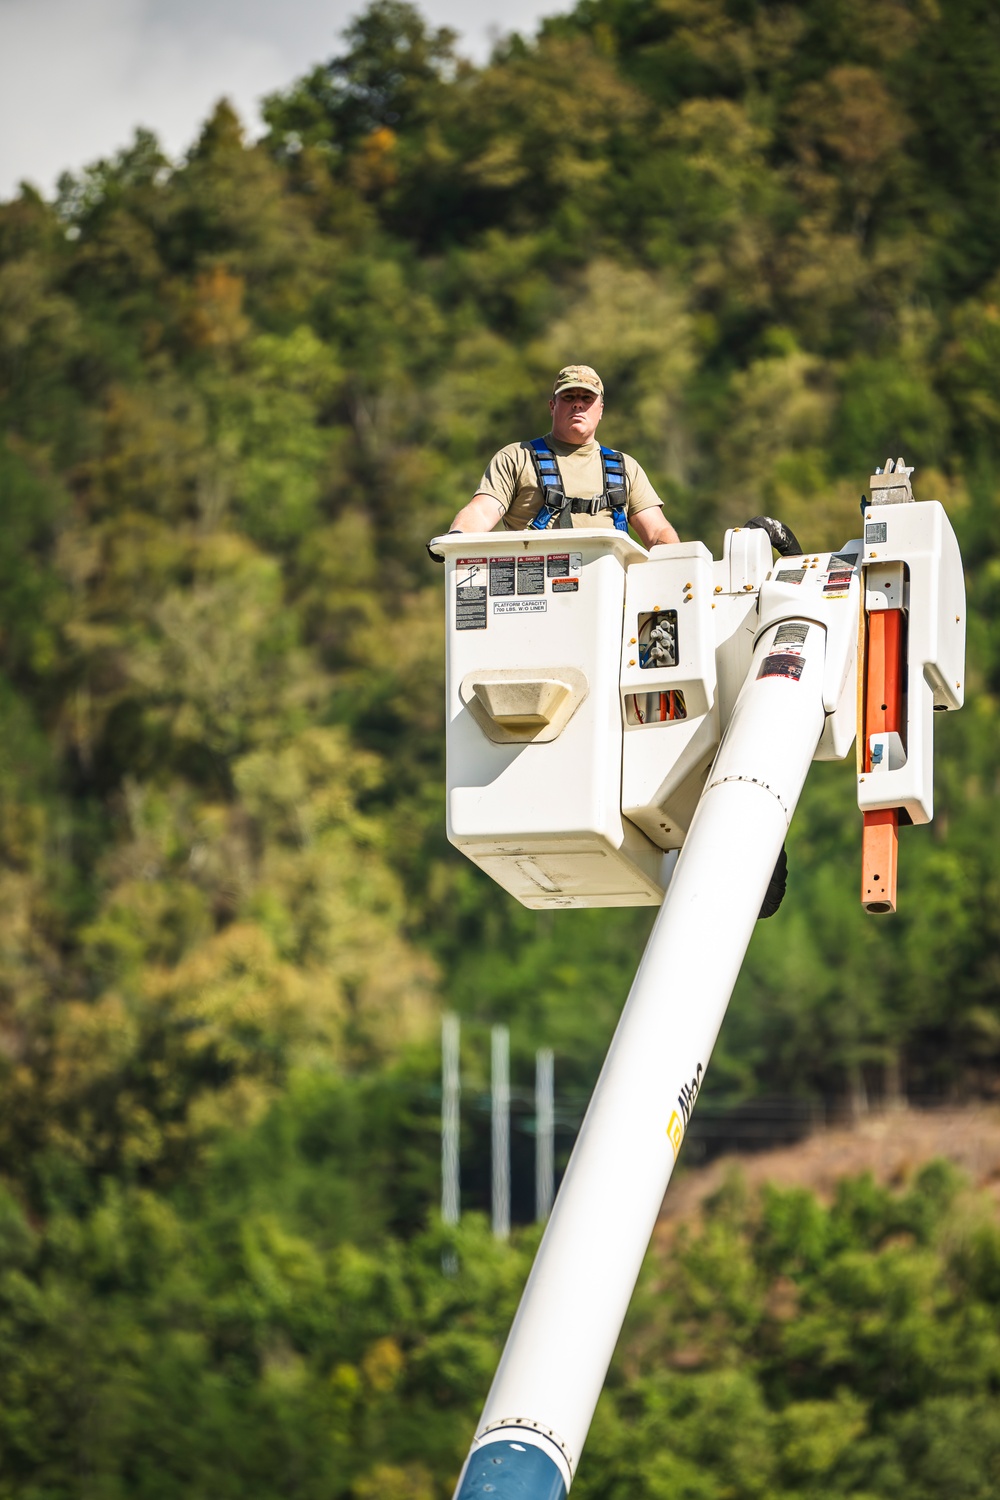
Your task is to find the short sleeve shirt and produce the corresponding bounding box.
[475,434,664,531]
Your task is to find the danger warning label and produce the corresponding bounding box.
[516,556,545,594]
[455,558,488,630]
[759,654,805,681]
[489,557,515,596]
[456,589,487,630]
[546,551,583,579]
[774,622,810,647]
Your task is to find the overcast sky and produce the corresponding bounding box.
[0,0,560,202]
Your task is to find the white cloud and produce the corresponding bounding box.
[1,0,287,196]
[0,0,556,202]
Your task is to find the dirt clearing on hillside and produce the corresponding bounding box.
[658,1105,1000,1234]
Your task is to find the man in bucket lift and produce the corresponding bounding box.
[429,367,786,918]
[441,364,681,544]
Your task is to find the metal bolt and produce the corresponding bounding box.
[683,582,692,589]
[629,637,636,644]
[684,592,693,601]
[629,659,636,666]
[714,585,722,593]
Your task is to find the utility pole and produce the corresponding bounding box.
[441,1013,460,1227]
[491,1024,510,1240]
[535,1048,554,1222]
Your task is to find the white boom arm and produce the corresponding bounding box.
[453,618,826,1500]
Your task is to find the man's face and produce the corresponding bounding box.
[549,387,604,445]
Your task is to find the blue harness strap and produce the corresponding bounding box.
[526,438,629,532]
[600,444,629,532]
[527,437,564,529]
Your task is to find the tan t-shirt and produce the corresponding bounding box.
[475,435,664,531]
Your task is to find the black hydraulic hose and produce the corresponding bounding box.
[743,514,803,558]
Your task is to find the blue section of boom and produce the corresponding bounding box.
[454,1439,567,1500]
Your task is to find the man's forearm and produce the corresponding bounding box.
[632,508,680,547]
[448,493,505,532]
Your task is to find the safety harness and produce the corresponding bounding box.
[526,438,629,532]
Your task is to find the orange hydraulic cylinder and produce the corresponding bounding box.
[861,608,904,913]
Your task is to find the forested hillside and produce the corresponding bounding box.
[2,0,1000,1492]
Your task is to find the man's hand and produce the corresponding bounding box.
[427,530,462,563]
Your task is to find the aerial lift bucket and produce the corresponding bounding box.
[429,460,964,1499]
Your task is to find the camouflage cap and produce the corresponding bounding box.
[553,364,604,398]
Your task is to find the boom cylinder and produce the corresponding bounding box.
[452,619,829,1500]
